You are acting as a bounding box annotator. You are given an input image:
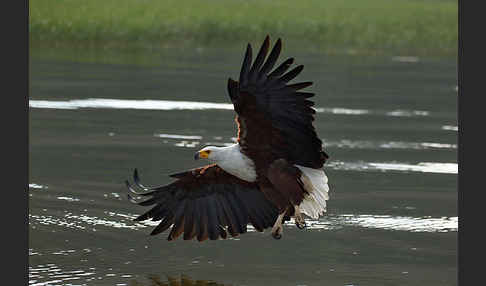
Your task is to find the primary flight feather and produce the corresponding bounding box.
[126,36,330,241]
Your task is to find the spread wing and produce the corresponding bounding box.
[227,36,328,169]
[126,165,279,241]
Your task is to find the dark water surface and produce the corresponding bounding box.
[29,46,457,286]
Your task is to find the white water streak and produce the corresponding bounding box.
[30,99,431,117]
[29,98,234,110]
[29,184,48,190]
[29,263,96,286]
[154,133,203,140]
[442,125,458,131]
[327,161,457,174]
[304,215,457,233]
[29,212,457,233]
[325,139,456,150]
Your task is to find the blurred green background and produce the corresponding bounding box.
[30,0,458,56]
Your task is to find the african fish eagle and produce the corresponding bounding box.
[126,36,330,241]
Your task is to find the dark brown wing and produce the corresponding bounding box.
[227,36,328,169]
[126,165,279,241]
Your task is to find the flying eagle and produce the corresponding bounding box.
[126,36,330,241]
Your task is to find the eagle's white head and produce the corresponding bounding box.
[194,146,224,161]
[194,144,257,182]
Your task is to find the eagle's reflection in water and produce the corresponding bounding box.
[129,274,229,286]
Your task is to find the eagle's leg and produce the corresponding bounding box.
[271,211,286,240]
[294,205,306,229]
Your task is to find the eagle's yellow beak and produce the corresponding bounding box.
[194,150,210,160]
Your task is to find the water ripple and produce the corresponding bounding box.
[314,107,370,115]
[324,139,456,150]
[332,214,457,233]
[29,98,234,111]
[29,213,145,230]
[57,196,80,202]
[385,110,429,117]
[29,184,48,190]
[442,125,458,131]
[30,98,432,117]
[154,133,203,140]
[29,212,457,234]
[29,263,96,286]
[327,161,457,174]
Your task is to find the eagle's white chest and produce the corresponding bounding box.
[213,144,257,182]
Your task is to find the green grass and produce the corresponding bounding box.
[30,0,458,56]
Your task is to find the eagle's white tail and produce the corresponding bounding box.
[295,165,330,219]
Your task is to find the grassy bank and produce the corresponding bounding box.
[30,0,457,56]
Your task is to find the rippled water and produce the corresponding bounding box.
[29,47,457,286]
[29,98,434,118]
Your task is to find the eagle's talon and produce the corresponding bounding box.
[296,220,306,229]
[294,205,306,229]
[271,226,283,239]
[271,212,286,240]
[272,232,282,240]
